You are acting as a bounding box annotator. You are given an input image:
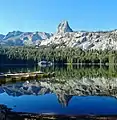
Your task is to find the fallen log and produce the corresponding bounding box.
[0,72,55,84]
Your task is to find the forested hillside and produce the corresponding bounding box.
[0,46,116,65]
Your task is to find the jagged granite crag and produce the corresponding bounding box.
[40,21,117,50]
[57,21,73,33]
[1,77,117,106]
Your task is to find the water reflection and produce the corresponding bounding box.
[0,65,117,115]
[0,76,117,107]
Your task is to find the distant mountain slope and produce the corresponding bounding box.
[0,34,5,40]
[0,31,53,46]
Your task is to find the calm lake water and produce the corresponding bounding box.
[0,65,117,115]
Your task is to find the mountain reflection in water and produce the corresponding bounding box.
[0,65,117,115]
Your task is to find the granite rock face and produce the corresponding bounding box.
[40,21,117,50]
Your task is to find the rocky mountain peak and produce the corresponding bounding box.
[57,21,73,34]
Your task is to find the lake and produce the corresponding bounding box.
[0,65,117,116]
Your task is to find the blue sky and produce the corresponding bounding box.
[0,0,117,34]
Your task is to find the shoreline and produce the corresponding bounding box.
[1,110,117,120]
[0,63,116,66]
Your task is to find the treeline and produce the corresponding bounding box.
[0,45,117,65]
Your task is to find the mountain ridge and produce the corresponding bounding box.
[1,21,117,50]
[40,21,117,50]
[0,30,53,46]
